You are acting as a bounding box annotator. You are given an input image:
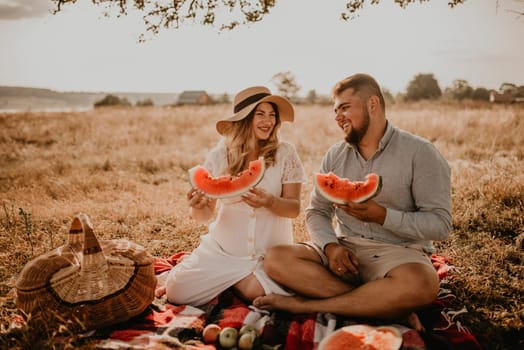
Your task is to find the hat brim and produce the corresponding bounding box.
[216,95,294,135]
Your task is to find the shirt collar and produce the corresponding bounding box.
[378,120,394,151]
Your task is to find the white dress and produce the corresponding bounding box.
[165,141,306,306]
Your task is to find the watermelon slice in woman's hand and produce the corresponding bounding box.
[189,157,265,199]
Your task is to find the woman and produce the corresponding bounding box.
[164,86,306,306]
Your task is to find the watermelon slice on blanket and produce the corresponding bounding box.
[318,324,403,350]
[314,172,382,204]
[189,157,265,199]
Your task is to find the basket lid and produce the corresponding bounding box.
[16,214,154,303]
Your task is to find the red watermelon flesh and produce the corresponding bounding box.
[189,157,265,199]
[318,325,402,350]
[314,172,382,204]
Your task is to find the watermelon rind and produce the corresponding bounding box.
[314,173,382,204]
[188,157,265,199]
[353,174,382,203]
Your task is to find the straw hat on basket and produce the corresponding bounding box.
[15,213,156,330]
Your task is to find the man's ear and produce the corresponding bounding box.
[367,95,379,113]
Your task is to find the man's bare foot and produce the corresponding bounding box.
[403,312,425,332]
[253,294,309,313]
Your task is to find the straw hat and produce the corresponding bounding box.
[216,86,294,135]
[15,213,156,330]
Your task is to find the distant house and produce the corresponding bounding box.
[489,83,524,104]
[176,90,213,105]
[490,91,514,104]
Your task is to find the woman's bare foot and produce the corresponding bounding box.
[155,286,166,298]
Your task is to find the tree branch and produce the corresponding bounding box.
[52,0,521,38]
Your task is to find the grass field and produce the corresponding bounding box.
[0,102,522,349]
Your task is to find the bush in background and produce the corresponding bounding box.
[94,94,131,108]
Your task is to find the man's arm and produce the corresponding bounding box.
[306,147,340,249]
[383,142,452,241]
[306,186,339,248]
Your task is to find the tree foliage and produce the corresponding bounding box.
[271,71,300,100]
[53,0,276,35]
[341,0,465,20]
[136,98,154,106]
[443,79,492,101]
[305,89,318,104]
[405,73,442,101]
[381,87,395,104]
[94,94,132,107]
[471,87,490,101]
[447,79,473,100]
[52,0,469,35]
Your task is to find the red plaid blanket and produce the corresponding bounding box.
[94,253,482,350]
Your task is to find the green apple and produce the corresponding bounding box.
[238,331,257,350]
[239,324,260,337]
[218,326,239,349]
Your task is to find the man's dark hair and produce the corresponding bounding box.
[332,73,386,112]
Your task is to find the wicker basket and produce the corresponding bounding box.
[15,213,157,330]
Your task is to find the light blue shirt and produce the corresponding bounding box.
[306,121,451,253]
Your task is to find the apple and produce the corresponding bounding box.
[239,324,259,337]
[238,331,257,350]
[218,326,239,349]
[202,323,222,344]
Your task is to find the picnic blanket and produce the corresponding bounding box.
[93,253,483,350]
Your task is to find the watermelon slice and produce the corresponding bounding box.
[318,324,403,350]
[314,172,382,204]
[188,157,265,199]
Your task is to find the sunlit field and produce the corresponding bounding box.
[1,102,522,349]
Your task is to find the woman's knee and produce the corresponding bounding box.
[234,274,265,303]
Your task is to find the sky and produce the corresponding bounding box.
[0,0,523,96]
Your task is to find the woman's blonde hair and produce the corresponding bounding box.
[223,102,281,175]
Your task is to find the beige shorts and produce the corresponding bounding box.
[303,236,434,283]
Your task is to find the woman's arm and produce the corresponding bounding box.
[242,182,302,218]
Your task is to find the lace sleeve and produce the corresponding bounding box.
[280,142,307,184]
[203,142,227,177]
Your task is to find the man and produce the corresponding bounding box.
[253,73,451,322]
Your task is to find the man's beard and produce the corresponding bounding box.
[345,108,370,145]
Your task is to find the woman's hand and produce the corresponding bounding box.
[187,187,216,223]
[241,188,275,209]
[187,188,213,210]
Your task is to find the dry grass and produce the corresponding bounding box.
[0,102,522,349]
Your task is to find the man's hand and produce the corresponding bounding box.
[334,199,386,225]
[324,243,359,282]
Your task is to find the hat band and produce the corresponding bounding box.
[234,92,271,113]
